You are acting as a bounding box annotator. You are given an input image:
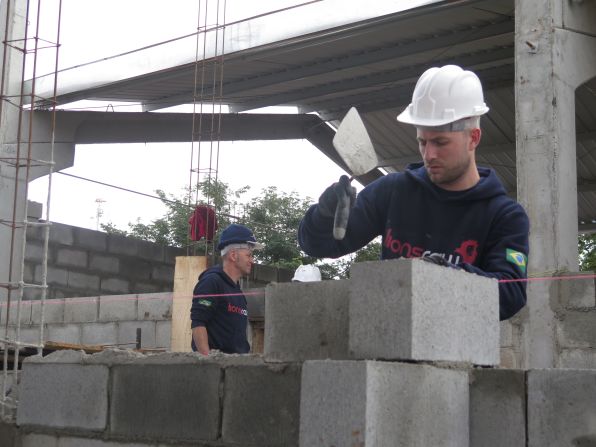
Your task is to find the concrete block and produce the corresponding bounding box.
[528,369,596,447]
[35,265,68,286]
[117,321,156,348]
[556,310,596,348]
[31,298,65,324]
[73,227,107,251]
[63,296,98,323]
[18,325,42,344]
[300,360,469,447]
[265,280,350,361]
[67,271,100,291]
[558,272,596,308]
[137,292,172,320]
[107,234,138,256]
[21,433,59,447]
[500,348,521,369]
[350,258,499,365]
[120,259,152,281]
[2,299,32,325]
[46,324,81,344]
[245,288,265,319]
[156,321,172,350]
[100,278,131,294]
[222,363,301,446]
[81,322,117,346]
[17,363,108,431]
[88,254,120,274]
[58,437,153,447]
[499,320,514,347]
[56,248,88,268]
[152,265,174,282]
[469,369,525,447]
[137,240,165,261]
[99,294,137,321]
[25,241,44,262]
[0,421,19,447]
[49,223,74,246]
[110,363,221,441]
[558,349,596,369]
[251,263,278,283]
[134,282,162,293]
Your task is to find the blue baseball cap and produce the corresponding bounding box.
[217,224,264,251]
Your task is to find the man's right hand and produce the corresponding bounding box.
[318,175,357,218]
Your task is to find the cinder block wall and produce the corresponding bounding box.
[23,222,186,300]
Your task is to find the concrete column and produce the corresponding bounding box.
[515,0,596,368]
[0,0,75,305]
[0,0,28,303]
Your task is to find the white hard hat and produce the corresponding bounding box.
[292,265,322,282]
[396,65,489,127]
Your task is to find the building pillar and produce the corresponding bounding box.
[0,0,75,305]
[515,0,596,368]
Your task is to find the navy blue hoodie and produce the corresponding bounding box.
[190,265,250,353]
[299,163,529,320]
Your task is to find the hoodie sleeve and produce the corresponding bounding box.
[190,274,220,328]
[298,176,391,258]
[459,200,529,320]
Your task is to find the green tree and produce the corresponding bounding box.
[578,233,596,271]
[102,181,382,277]
[238,186,312,270]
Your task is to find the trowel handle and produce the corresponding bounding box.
[333,186,350,240]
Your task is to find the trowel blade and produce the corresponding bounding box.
[332,107,379,177]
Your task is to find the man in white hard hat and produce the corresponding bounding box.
[298,65,529,320]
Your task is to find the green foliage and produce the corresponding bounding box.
[102,181,383,277]
[238,186,311,270]
[578,233,596,271]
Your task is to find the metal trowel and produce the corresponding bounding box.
[331,106,380,240]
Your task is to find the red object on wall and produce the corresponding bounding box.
[189,205,218,241]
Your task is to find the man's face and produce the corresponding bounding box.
[233,247,255,276]
[416,127,480,190]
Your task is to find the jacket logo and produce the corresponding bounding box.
[506,249,527,273]
[227,303,248,316]
[385,229,479,264]
[454,240,479,264]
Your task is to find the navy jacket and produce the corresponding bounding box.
[190,265,250,353]
[299,163,529,320]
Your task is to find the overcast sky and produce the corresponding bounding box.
[27,1,356,231]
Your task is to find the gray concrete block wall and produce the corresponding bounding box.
[222,363,301,446]
[110,363,222,442]
[300,360,470,447]
[15,352,301,446]
[17,363,109,431]
[527,369,596,447]
[349,258,500,365]
[8,293,173,350]
[24,222,185,300]
[264,280,350,362]
[469,369,526,447]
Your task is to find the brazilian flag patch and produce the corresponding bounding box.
[506,249,527,273]
[197,299,212,307]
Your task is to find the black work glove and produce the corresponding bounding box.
[317,175,357,218]
[421,253,461,269]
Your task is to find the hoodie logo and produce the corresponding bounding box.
[506,249,527,273]
[454,240,479,264]
[197,299,212,307]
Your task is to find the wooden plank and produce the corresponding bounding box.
[171,256,207,352]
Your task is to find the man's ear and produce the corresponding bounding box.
[469,128,482,150]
